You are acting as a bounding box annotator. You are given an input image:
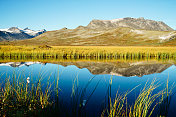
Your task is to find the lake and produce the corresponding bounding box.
[0,59,176,116]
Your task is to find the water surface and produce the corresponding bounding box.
[0,60,176,116]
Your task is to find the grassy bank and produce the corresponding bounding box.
[1,46,176,60]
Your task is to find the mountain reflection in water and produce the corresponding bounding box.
[0,61,172,77]
[0,60,176,116]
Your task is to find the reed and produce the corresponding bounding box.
[71,75,100,116]
[1,46,176,60]
[0,74,52,116]
[129,80,161,117]
[102,79,173,117]
[158,79,175,117]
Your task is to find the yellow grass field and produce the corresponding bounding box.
[0,45,176,60]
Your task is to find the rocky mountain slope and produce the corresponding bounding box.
[3,17,176,46]
[0,27,46,41]
[87,17,174,31]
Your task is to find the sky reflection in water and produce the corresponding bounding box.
[0,62,176,116]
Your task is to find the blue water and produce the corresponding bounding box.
[0,62,176,116]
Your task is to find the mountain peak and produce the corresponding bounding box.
[8,27,19,30]
[0,27,46,41]
[87,17,174,31]
[8,27,22,33]
[24,27,29,30]
[41,29,46,32]
[138,17,145,20]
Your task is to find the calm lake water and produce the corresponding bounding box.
[0,60,176,116]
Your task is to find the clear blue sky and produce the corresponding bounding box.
[0,0,175,31]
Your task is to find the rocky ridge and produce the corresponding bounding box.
[0,27,46,41]
[87,17,174,31]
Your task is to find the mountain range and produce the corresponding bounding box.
[1,17,176,46]
[0,27,46,41]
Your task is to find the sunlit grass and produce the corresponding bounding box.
[0,46,176,60]
[102,79,174,117]
[0,72,55,116]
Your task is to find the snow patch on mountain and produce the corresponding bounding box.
[159,32,176,40]
[0,28,13,33]
[23,28,46,36]
[0,27,46,41]
[0,27,46,36]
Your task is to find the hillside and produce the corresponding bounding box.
[2,17,176,46]
[6,27,176,46]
